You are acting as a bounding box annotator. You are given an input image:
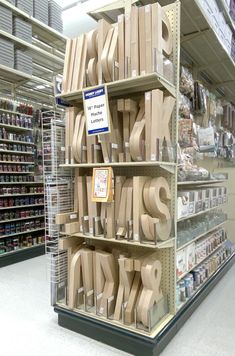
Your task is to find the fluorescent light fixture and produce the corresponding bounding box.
[35,85,46,89]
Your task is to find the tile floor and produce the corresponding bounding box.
[0,255,234,356]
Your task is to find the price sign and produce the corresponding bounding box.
[83,85,110,136]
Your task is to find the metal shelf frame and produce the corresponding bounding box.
[58,72,176,104]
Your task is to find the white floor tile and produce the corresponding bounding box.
[0,256,234,356]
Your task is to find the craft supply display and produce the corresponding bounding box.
[62,2,174,94]
[52,0,234,347]
[0,98,45,257]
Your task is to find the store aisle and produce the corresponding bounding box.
[0,256,234,356]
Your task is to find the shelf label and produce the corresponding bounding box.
[83,85,110,136]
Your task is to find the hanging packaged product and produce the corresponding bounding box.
[197,127,215,152]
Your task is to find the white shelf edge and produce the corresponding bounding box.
[0,108,33,117]
[0,227,45,239]
[177,220,227,251]
[0,215,44,224]
[0,203,44,210]
[0,193,44,197]
[0,161,34,165]
[0,150,33,155]
[177,179,227,186]
[177,203,226,222]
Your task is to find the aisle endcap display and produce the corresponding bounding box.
[51,0,234,350]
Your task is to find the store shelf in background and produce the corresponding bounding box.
[0,193,43,197]
[0,161,34,165]
[0,108,32,118]
[0,203,44,211]
[158,0,235,102]
[0,0,67,49]
[177,241,226,282]
[177,252,234,311]
[0,150,33,155]
[177,220,227,251]
[0,139,34,145]
[0,29,64,72]
[177,203,226,222]
[58,73,176,104]
[177,179,227,186]
[181,0,235,102]
[0,123,33,132]
[0,182,43,185]
[60,231,175,249]
[0,243,45,267]
[0,215,44,224]
[0,227,45,239]
[217,0,235,33]
[0,63,54,87]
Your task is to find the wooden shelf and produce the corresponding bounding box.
[177,241,226,282]
[0,193,43,198]
[177,203,226,222]
[0,203,44,211]
[177,221,227,251]
[0,123,33,132]
[0,227,45,239]
[0,150,33,155]
[58,72,176,104]
[60,231,175,249]
[0,139,34,145]
[0,215,44,224]
[0,161,34,165]
[0,108,32,117]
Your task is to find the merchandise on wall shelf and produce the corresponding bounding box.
[176,228,227,280]
[176,241,233,309]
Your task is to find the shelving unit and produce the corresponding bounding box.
[0,0,66,106]
[0,204,44,210]
[177,203,226,222]
[47,0,235,355]
[177,241,225,281]
[0,106,45,262]
[177,220,227,251]
[0,124,33,132]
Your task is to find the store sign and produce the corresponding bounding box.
[83,85,110,136]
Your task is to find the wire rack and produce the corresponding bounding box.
[42,111,73,305]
